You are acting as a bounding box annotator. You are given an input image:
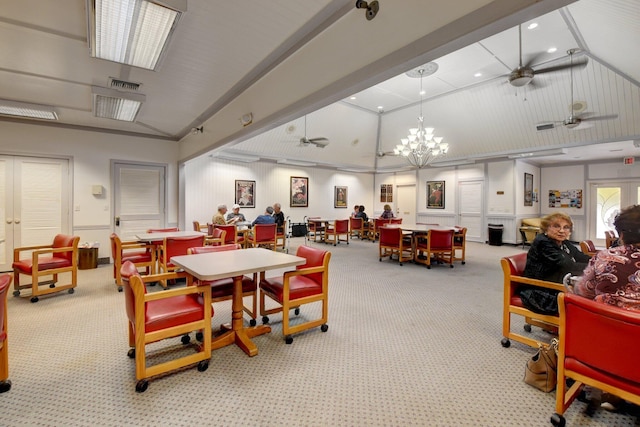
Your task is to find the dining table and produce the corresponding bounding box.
[135,230,206,242]
[170,248,306,356]
[306,218,334,243]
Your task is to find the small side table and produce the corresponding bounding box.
[78,247,98,270]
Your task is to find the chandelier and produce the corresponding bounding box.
[394,66,448,168]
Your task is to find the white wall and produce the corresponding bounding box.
[183,156,374,226]
[0,121,179,259]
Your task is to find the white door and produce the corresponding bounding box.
[588,181,640,246]
[113,162,167,240]
[0,155,70,272]
[396,184,416,223]
[457,180,484,242]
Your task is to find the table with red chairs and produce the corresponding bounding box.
[380,223,457,263]
[170,248,306,357]
[306,218,334,243]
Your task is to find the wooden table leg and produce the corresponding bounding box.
[211,275,271,356]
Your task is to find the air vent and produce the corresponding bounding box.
[108,78,141,92]
[536,123,555,131]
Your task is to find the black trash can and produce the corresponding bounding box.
[488,224,504,246]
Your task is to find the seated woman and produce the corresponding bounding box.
[380,204,394,219]
[519,212,590,315]
[570,204,640,415]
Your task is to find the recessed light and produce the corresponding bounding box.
[419,90,426,95]
[527,22,538,30]
[547,47,557,53]
[377,105,384,110]
[474,72,482,77]
[350,96,356,100]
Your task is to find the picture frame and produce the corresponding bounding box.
[524,173,533,207]
[334,186,348,208]
[290,176,308,207]
[426,181,445,209]
[235,180,255,208]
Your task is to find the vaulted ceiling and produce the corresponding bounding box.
[1,0,639,170]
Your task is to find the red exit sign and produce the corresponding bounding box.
[624,157,635,165]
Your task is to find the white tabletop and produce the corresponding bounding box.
[135,230,206,241]
[170,247,305,281]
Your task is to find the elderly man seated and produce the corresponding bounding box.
[252,206,275,227]
[226,204,246,224]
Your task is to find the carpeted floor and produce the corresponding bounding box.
[1,237,637,426]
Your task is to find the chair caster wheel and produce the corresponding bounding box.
[262,316,269,324]
[501,338,511,348]
[127,349,135,358]
[13,291,20,297]
[294,308,300,316]
[321,324,328,332]
[135,380,148,393]
[197,360,209,372]
[196,332,204,342]
[249,319,257,327]
[550,413,565,427]
[30,297,39,303]
[49,284,56,288]
[426,266,431,269]
[449,265,454,268]
[118,286,123,292]
[285,335,293,344]
[68,288,74,294]
[461,261,466,265]
[0,380,12,393]
[379,258,382,262]
[181,334,191,345]
[524,324,532,333]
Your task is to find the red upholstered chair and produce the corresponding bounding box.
[205,224,226,246]
[259,245,331,344]
[414,229,455,269]
[325,219,350,246]
[500,253,563,349]
[120,261,211,393]
[390,218,403,225]
[188,244,258,325]
[157,235,206,287]
[551,293,640,427]
[0,274,12,393]
[378,226,413,266]
[13,234,80,303]
[214,224,245,247]
[579,239,598,257]
[246,223,277,250]
[369,218,390,242]
[110,233,156,292]
[192,221,207,232]
[453,227,467,265]
[349,217,365,240]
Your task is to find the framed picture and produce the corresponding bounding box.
[290,176,308,207]
[235,180,255,208]
[524,173,533,206]
[426,181,445,209]
[334,186,348,208]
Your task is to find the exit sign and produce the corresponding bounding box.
[624,157,635,165]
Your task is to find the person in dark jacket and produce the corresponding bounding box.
[519,212,590,315]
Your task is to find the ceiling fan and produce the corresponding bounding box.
[292,115,329,148]
[538,49,618,130]
[507,24,587,88]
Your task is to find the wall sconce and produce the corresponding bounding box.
[191,126,203,135]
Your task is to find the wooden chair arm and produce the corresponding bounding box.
[283,266,326,279]
[509,274,565,292]
[143,283,210,302]
[14,245,76,261]
[121,241,155,250]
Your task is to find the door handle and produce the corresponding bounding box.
[14,218,20,224]
[6,218,12,224]
[115,216,120,226]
